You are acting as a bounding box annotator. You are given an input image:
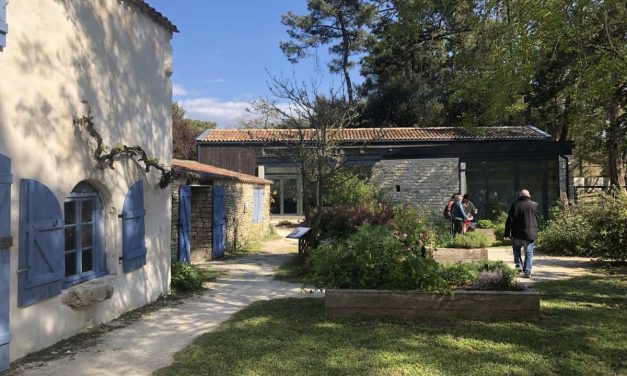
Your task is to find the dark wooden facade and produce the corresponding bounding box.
[197,145,262,176]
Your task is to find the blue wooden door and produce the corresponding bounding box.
[0,154,13,372]
[178,185,191,262]
[212,187,226,259]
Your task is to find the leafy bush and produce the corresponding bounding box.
[323,170,382,209]
[493,212,511,244]
[445,232,491,248]
[319,204,394,237]
[537,191,627,261]
[307,225,518,292]
[476,219,495,229]
[385,205,450,251]
[171,259,206,292]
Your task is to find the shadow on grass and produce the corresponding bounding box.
[155,275,626,376]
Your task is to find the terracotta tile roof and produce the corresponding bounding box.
[197,126,552,143]
[129,1,178,33]
[172,159,272,185]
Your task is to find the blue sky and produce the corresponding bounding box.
[147,1,359,127]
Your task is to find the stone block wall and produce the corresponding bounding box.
[371,158,460,211]
[217,180,271,252]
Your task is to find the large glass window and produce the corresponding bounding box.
[466,159,555,220]
[267,176,302,215]
[63,182,107,287]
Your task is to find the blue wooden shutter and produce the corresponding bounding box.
[253,188,264,223]
[177,185,191,263]
[0,0,7,49]
[257,188,264,222]
[122,181,146,273]
[18,179,64,307]
[0,155,12,372]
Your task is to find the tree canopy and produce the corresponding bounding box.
[280,0,626,187]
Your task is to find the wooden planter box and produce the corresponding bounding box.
[326,289,540,320]
[431,248,488,264]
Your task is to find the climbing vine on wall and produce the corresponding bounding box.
[73,100,177,188]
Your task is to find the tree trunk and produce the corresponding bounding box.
[608,96,625,188]
[338,13,354,102]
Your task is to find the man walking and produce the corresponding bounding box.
[504,189,540,278]
[451,194,467,236]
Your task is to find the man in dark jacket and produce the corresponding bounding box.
[504,189,540,278]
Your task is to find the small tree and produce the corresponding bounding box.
[250,76,364,230]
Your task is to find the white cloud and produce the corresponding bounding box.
[179,97,253,127]
[173,84,188,97]
[205,77,227,84]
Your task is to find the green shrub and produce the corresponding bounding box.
[493,211,511,244]
[307,225,518,292]
[308,224,433,290]
[171,259,206,292]
[476,219,495,229]
[323,170,382,209]
[537,191,627,261]
[445,232,491,248]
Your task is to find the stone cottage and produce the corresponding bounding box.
[195,127,574,219]
[171,159,272,263]
[0,0,176,368]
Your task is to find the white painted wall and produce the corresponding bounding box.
[0,0,173,361]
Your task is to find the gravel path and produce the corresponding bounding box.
[488,246,602,284]
[9,228,319,376]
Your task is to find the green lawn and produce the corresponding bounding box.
[155,275,626,376]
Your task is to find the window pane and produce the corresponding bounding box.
[283,178,298,214]
[81,225,93,248]
[65,227,76,251]
[81,249,94,273]
[82,200,94,222]
[64,202,76,225]
[65,253,77,277]
[270,179,280,214]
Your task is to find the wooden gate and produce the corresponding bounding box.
[212,187,226,259]
[0,154,13,372]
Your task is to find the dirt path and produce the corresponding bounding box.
[9,228,319,376]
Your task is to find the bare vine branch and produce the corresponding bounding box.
[73,100,177,188]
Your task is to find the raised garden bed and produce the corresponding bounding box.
[431,248,488,264]
[326,288,540,320]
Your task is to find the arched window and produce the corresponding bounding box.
[63,182,107,287]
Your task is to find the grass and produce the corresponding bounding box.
[273,254,305,284]
[225,227,283,258]
[155,275,626,376]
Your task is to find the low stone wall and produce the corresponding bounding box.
[432,248,489,264]
[326,289,540,320]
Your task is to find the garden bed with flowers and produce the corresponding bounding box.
[312,204,538,320]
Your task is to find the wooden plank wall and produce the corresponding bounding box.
[197,145,262,175]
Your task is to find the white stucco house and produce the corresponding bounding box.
[0,0,177,369]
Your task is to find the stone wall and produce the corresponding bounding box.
[171,178,271,261]
[190,186,212,262]
[217,180,271,253]
[371,158,460,210]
